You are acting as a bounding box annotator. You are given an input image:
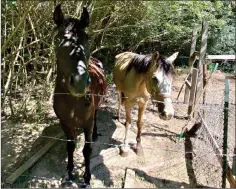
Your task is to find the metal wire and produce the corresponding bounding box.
[4,91,235,109]
[38,134,235,158]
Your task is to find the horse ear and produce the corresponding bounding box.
[80,7,89,28]
[53,4,64,26]
[151,51,160,63]
[166,52,179,65]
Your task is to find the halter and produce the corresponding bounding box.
[145,60,173,102]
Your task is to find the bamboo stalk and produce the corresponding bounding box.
[73,1,83,17]
[2,37,24,108]
[2,6,33,52]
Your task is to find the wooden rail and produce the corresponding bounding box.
[5,131,64,185]
[123,168,135,188]
[205,55,235,62]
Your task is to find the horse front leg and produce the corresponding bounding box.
[120,102,132,157]
[136,102,147,156]
[82,126,93,188]
[63,127,76,182]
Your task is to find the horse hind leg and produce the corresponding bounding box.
[135,102,147,156]
[120,102,132,157]
[92,109,101,141]
[116,91,124,122]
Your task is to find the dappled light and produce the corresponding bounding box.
[1,0,235,188]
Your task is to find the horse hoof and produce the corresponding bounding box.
[135,147,144,156]
[92,134,98,142]
[61,180,78,188]
[93,133,102,141]
[120,146,130,157]
[120,150,129,157]
[81,183,91,188]
[67,172,76,181]
[113,115,119,121]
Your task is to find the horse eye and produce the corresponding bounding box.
[85,34,89,39]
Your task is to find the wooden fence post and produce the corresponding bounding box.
[184,30,198,104]
[196,22,208,104]
[187,68,198,117]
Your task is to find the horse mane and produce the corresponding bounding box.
[126,54,174,75]
[126,54,152,74]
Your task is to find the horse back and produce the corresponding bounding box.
[113,52,148,97]
[114,52,135,81]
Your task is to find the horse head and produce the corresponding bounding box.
[146,51,179,120]
[53,4,90,97]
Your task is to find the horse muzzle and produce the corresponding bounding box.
[156,96,174,120]
[68,74,90,97]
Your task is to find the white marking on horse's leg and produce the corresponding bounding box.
[120,102,132,155]
[117,91,121,120]
[124,122,131,146]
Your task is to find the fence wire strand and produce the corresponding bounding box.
[2,73,235,188]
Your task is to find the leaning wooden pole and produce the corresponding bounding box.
[199,112,236,188]
[202,64,207,104]
[184,29,198,104]
[188,68,198,117]
[5,132,64,185]
[196,22,208,107]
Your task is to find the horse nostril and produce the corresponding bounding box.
[152,76,159,84]
[161,111,166,117]
[69,75,74,86]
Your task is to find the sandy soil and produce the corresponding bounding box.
[1,70,235,188]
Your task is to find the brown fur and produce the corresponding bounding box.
[52,5,107,186]
[53,57,107,185]
[53,57,107,129]
[113,51,177,157]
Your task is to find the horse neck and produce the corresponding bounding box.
[144,72,153,95]
[54,70,70,94]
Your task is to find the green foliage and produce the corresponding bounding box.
[105,73,113,85]
[208,24,235,55]
[1,0,235,117]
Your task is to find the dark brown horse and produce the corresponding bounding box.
[53,4,107,187]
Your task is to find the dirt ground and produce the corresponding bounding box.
[1,70,235,188]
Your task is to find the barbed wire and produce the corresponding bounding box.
[3,90,235,108]
[38,134,235,158]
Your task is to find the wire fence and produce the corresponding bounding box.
[188,74,236,188]
[1,75,235,188]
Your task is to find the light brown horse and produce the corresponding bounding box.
[53,4,107,187]
[113,51,178,156]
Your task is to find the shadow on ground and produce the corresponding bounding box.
[133,168,211,188]
[2,106,121,188]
